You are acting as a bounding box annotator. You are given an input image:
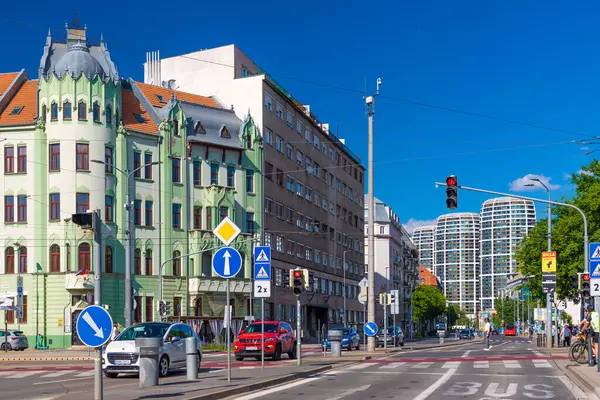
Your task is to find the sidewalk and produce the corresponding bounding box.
[554,358,600,399]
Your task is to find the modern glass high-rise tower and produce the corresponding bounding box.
[479,197,536,311]
[434,213,480,314]
[412,225,435,271]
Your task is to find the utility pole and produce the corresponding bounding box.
[125,191,132,328]
[93,210,103,400]
[366,78,381,353]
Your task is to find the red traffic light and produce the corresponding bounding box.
[446,176,457,186]
[583,273,590,281]
[293,270,302,278]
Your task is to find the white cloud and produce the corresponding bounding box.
[563,172,572,181]
[403,218,438,234]
[509,174,561,192]
[578,169,595,177]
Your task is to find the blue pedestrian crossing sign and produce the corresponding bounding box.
[364,321,378,337]
[254,264,271,280]
[591,243,600,260]
[212,247,243,279]
[254,246,271,264]
[591,261,600,278]
[76,305,113,348]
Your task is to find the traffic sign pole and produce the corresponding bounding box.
[226,280,231,383]
[253,246,271,371]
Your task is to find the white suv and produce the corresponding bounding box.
[102,322,202,378]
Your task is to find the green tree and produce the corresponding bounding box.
[492,297,516,326]
[412,285,447,334]
[447,304,470,327]
[516,159,600,302]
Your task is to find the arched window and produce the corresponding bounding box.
[173,250,181,276]
[41,104,47,122]
[19,247,27,273]
[63,101,71,120]
[246,134,252,150]
[51,102,58,120]
[65,243,71,272]
[5,248,14,274]
[93,102,100,123]
[105,246,113,273]
[50,245,60,273]
[106,106,112,124]
[78,243,91,271]
[145,249,152,275]
[134,249,141,274]
[78,101,87,121]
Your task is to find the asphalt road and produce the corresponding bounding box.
[234,336,588,400]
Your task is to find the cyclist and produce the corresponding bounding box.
[577,305,597,361]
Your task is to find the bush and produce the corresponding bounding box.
[202,343,229,351]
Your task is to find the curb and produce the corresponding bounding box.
[183,365,333,400]
[556,361,598,397]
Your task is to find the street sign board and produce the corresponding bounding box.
[358,278,368,287]
[390,289,399,306]
[213,216,241,246]
[254,246,271,264]
[76,305,113,348]
[254,280,271,298]
[358,292,367,305]
[522,287,530,300]
[541,251,557,273]
[591,262,600,278]
[591,280,600,296]
[364,321,378,337]
[254,264,271,280]
[212,247,243,279]
[390,304,399,315]
[591,243,600,260]
[542,273,556,293]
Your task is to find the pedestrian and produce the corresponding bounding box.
[193,321,200,336]
[563,324,571,347]
[110,323,120,341]
[484,318,492,351]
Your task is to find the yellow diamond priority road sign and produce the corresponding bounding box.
[213,216,241,246]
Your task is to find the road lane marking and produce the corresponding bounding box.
[75,370,95,377]
[533,360,552,368]
[412,362,434,369]
[327,384,371,400]
[234,377,322,400]
[379,362,406,369]
[40,371,72,378]
[503,360,521,368]
[413,368,457,400]
[33,377,95,385]
[7,371,39,378]
[347,363,371,370]
[461,350,472,358]
[442,361,461,368]
[558,376,591,399]
[474,361,489,368]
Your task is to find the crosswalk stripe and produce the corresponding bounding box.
[379,362,406,369]
[7,371,40,378]
[75,370,95,377]
[40,371,71,378]
[474,361,489,368]
[442,362,461,369]
[533,360,552,368]
[0,371,13,376]
[347,364,371,370]
[503,360,521,368]
[412,362,434,369]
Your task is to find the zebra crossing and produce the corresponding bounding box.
[0,369,95,380]
[343,359,553,372]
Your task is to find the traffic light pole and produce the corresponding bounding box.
[93,210,103,400]
[297,297,302,366]
[383,299,387,352]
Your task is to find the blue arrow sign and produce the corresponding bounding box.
[364,321,378,337]
[254,246,271,264]
[76,305,113,348]
[212,247,243,279]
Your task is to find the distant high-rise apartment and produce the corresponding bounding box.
[412,225,435,271]
[479,197,536,310]
[434,213,480,314]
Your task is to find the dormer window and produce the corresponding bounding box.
[246,134,253,149]
[92,102,100,123]
[51,102,58,120]
[194,121,205,134]
[63,101,71,120]
[155,95,167,104]
[220,126,230,138]
[10,106,23,115]
[78,101,86,121]
[134,114,146,123]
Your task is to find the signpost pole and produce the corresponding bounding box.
[93,211,103,400]
[384,298,387,352]
[261,298,265,370]
[226,280,231,383]
[297,298,302,367]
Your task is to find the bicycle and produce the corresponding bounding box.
[570,329,595,364]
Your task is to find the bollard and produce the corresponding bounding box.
[438,330,445,345]
[329,329,344,357]
[185,337,198,380]
[136,337,162,388]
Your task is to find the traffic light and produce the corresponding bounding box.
[291,269,304,296]
[165,301,171,316]
[571,274,580,290]
[582,273,591,297]
[302,269,310,289]
[446,176,458,210]
[379,293,391,305]
[158,300,166,316]
[505,295,509,301]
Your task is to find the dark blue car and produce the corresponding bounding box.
[321,328,361,351]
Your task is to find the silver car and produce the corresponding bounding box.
[0,330,29,351]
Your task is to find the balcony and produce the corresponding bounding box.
[189,277,251,294]
[65,273,96,291]
[199,185,236,208]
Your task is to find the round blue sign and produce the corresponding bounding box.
[364,321,378,337]
[212,247,243,279]
[76,305,113,348]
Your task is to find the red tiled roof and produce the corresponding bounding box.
[136,82,221,109]
[0,72,19,96]
[419,265,441,287]
[122,89,158,134]
[0,80,38,126]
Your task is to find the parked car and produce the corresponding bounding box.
[459,329,474,340]
[376,327,404,347]
[0,330,28,351]
[321,328,360,351]
[102,322,202,378]
[234,321,296,361]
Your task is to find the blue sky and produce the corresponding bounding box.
[1,1,598,232]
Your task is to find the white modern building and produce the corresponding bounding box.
[364,196,419,334]
[411,225,435,271]
[434,213,480,314]
[480,197,536,311]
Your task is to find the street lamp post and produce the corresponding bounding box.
[91,159,161,328]
[343,250,348,327]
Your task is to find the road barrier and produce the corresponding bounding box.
[186,337,198,380]
[136,337,161,388]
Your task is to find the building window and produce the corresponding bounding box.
[227,166,235,187]
[93,102,100,123]
[173,119,179,136]
[220,126,230,138]
[42,105,47,121]
[145,250,153,275]
[195,121,205,134]
[219,207,228,222]
[194,206,202,229]
[172,157,181,183]
[48,193,60,221]
[78,101,87,120]
[17,195,27,222]
[145,296,153,322]
[76,193,89,214]
[104,147,113,173]
[193,161,201,185]
[145,201,153,227]
[4,196,13,222]
[134,152,142,178]
[286,175,294,191]
[276,236,283,252]
[134,200,142,225]
[76,143,89,170]
[265,197,272,214]
[4,147,14,173]
[144,153,153,179]
[286,144,293,159]
[134,249,141,275]
[210,163,219,185]
[265,128,273,145]
[296,182,303,197]
[276,203,283,218]
[296,120,303,134]
[206,208,213,230]
[173,251,181,276]
[49,143,60,171]
[106,106,112,124]
[172,203,182,229]
[245,169,254,193]
[5,248,14,274]
[78,243,91,272]
[66,243,71,272]
[246,212,255,234]
[104,195,113,222]
[276,102,283,119]
[264,92,273,111]
[17,146,26,173]
[50,245,60,273]
[134,296,142,323]
[105,246,113,273]
[51,102,58,120]
[286,111,293,127]
[63,101,71,120]
[275,136,283,152]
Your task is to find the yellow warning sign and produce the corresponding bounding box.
[541,251,557,273]
[213,216,241,246]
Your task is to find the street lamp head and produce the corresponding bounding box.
[91,159,104,165]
